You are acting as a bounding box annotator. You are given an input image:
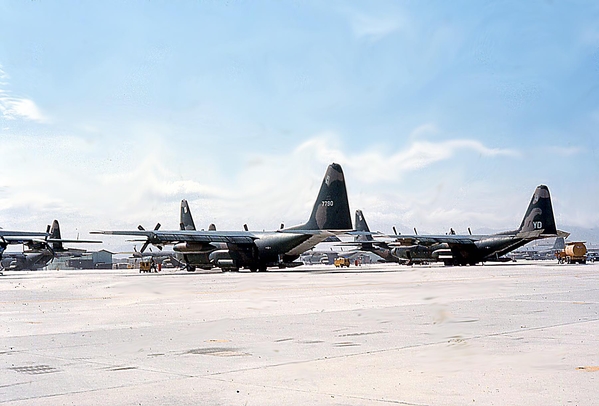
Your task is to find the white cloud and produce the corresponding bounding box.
[5,128,594,253]
[292,131,519,183]
[342,8,404,42]
[0,65,48,122]
[351,16,400,41]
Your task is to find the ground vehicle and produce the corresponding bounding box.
[556,242,587,264]
[334,257,350,268]
[139,259,158,273]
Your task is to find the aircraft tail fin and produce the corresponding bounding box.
[552,236,565,251]
[49,220,63,251]
[518,185,557,236]
[180,200,196,231]
[355,210,374,242]
[291,163,352,231]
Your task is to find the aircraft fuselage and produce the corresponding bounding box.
[177,232,313,271]
[0,250,54,271]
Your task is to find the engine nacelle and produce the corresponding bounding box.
[392,245,430,260]
[0,259,18,270]
[173,242,215,254]
[209,249,237,269]
[392,244,451,262]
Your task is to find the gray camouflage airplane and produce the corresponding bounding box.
[1,249,55,272]
[0,220,101,271]
[123,200,205,270]
[1,228,48,273]
[176,198,215,270]
[388,185,568,265]
[93,163,353,272]
[339,210,399,263]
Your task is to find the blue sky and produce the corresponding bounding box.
[1,1,598,248]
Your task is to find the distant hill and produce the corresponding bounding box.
[558,225,599,244]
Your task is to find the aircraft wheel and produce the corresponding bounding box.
[259,265,267,272]
[250,267,257,272]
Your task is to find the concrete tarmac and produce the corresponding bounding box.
[1,261,599,405]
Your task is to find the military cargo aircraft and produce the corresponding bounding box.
[0,220,101,271]
[123,200,204,271]
[0,249,55,272]
[1,228,49,273]
[388,185,568,265]
[339,210,400,263]
[93,163,353,272]
[177,199,213,270]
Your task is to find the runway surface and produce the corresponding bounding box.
[1,261,599,405]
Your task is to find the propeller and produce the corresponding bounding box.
[43,239,55,259]
[243,224,249,231]
[414,227,418,235]
[280,223,284,230]
[392,226,398,236]
[468,227,472,235]
[140,240,150,253]
[139,223,161,253]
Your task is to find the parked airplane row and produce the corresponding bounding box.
[0,220,100,273]
[347,185,569,266]
[93,163,567,271]
[1,163,568,273]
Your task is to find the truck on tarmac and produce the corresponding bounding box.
[556,241,587,264]
[139,259,158,273]
[334,257,350,268]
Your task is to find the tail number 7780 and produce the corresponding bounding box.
[321,200,334,207]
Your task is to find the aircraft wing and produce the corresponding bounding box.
[386,235,479,246]
[1,236,48,245]
[0,231,48,238]
[92,230,257,245]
